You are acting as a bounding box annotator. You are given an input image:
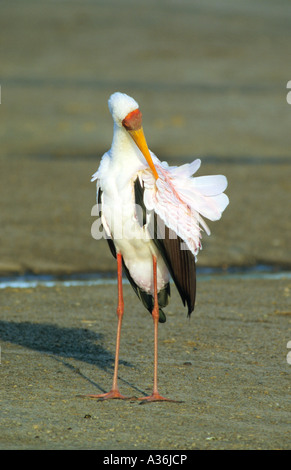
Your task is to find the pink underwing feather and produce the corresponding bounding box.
[141,155,229,258]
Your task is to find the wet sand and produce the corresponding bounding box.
[0,0,291,450]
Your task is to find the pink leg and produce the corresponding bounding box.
[84,253,132,400]
[139,255,180,403]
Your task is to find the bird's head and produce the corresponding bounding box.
[108,92,159,180]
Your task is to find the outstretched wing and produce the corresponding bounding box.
[135,156,229,316]
[140,155,229,257]
[134,177,196,316]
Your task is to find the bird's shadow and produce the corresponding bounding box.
[0,320,141,395]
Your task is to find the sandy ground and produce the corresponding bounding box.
[0,0,291,451]
[1,279,291,450]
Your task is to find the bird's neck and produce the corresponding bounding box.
[110,124,148,176]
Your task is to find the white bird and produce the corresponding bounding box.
[88,92,229,402]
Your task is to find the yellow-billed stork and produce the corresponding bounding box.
[88,92,229,402]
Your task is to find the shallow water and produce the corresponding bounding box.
[1,265,290,289]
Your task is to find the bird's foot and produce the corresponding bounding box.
[78,389,134,401]
[138,392,183,403]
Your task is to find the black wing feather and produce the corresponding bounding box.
[134,177,196,317]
